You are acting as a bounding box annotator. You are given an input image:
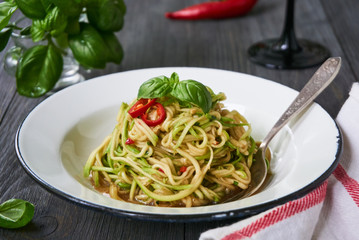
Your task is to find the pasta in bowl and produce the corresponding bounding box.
[84,73,264,207]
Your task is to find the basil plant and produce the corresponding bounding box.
[0,0,126,97]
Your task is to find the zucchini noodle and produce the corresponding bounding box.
[84,93,259,207]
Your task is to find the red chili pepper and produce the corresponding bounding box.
[179,166,187,173]
[128,98,156,118]
[141,103,166,127]
[165,0,257,20]
[158,168,164,173]
[125,138,135,145]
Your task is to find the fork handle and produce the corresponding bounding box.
[261,57,342,147]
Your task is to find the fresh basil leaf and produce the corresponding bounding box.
[0,27,12,51]
[48,0,82,17]
[31,6,67,42]
[48,7,67,37]
[137,76,173,99]
[20,26,31,36]
[87,0,126,32]
[137,73,213,113]
[16,44,63,97]
[171,80,212,113]
[0,1,17,31]
[30,20,46,42]
[0,199,34,229]
[65,16,80,35]
[54,32,68,49]
[41,0,53,12]
[15,0,46,19]
[101,31,123,64]
[68,23,108,69]
[170,72,179,84]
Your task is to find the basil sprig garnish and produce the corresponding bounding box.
[0,0,126,97]
[0,199,35,229]
[138,73,213,113]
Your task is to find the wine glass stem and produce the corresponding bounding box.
[274,0,301,53]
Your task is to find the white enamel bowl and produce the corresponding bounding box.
[15,67,342,222]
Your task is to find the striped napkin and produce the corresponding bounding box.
[200,82,359,240]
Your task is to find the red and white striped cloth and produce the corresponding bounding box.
[200,83,359,240]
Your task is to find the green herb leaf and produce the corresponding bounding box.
[171,80,212,113]
[170,72,179,83]
[41,0,53,12]
[101,31,123,64]
[0,27,12,52]
[137,76,173,99]
[0,1,17,31]
[87,0,126,32]
[65,16,80,35]
[31,6,68,42]
[47,7,68,37]
[0,199,35,229]
[137,73,213,113]
[20,26,31,36]
[53,32,68,49]
[30,21,46,42]
[15,0,47,19]
[16,44,63,97]
[68,23,108,69]
[48,0,82,17]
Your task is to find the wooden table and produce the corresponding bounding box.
[1,0,357,239]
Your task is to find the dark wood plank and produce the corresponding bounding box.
[321,0,359,81]
[0,55,17,123]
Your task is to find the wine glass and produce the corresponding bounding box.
[248,0,330,69]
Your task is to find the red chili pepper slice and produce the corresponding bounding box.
[165,0,257,20]
[128,98,156,118]
[179,166,187,173]
[158,168,164,173]
[125,138,135,145]
[141,103,166,127]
